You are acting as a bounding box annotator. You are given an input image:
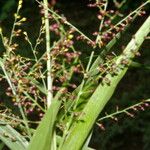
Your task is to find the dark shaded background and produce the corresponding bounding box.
[0,0,150,150]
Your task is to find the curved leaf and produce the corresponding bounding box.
[27,99,61,150]
[0,122,28,150]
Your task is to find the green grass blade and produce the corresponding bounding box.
[82,147,95,150]
[60,16,150,150]
[0,122,28,150]
[60,69,127,150]
[27,99,61,150]
[82,132,93,150]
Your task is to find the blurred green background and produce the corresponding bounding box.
[0,0,150,150]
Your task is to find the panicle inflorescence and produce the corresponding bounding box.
[97,99,150,130]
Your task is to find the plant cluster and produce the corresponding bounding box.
[0,0,150,150]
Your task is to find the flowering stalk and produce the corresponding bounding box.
[95,0,108,46]
[9,0,23,46]
[98,99,150,121]
[36,0,93,44]
[0,59,32,138]
[43,0,53,108]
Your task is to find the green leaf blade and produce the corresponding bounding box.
[27,100,61,150]
[0,122,28,150]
